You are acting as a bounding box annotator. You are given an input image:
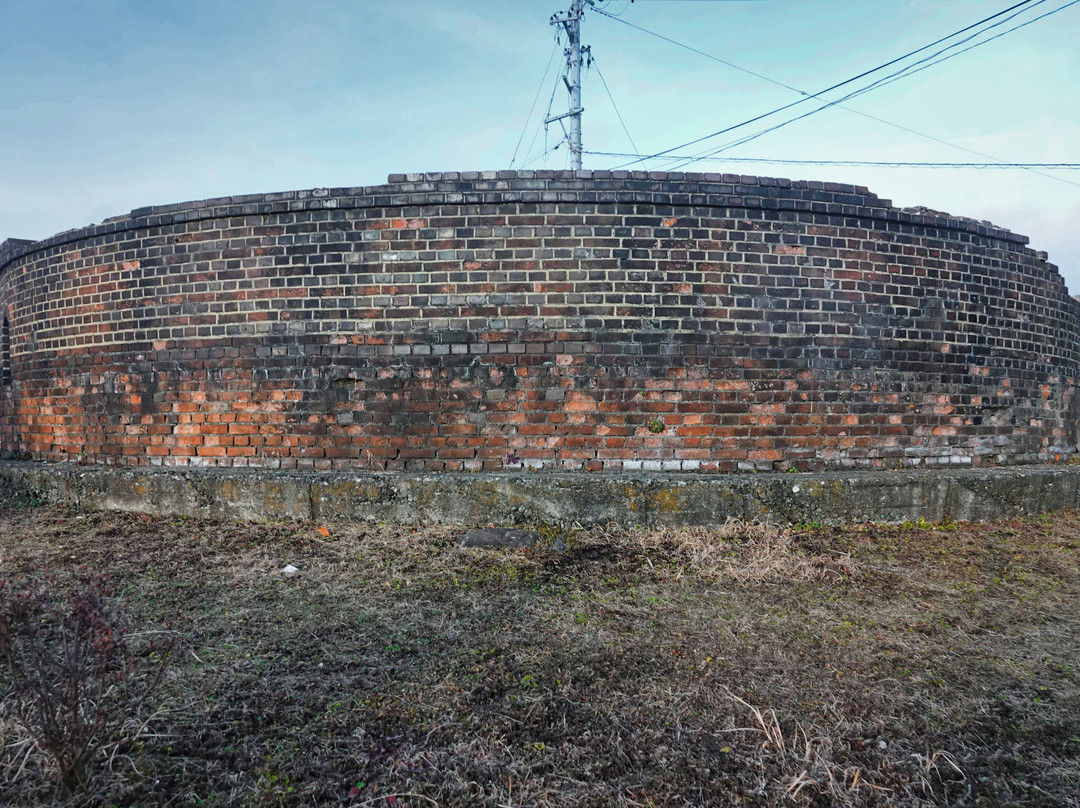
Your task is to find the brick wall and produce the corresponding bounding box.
[1,171,1077,472]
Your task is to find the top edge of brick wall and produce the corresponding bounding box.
[0,171,1038,274]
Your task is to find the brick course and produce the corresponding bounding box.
[1,171,1076,472]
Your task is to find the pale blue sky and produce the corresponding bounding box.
[2,0,1077,287]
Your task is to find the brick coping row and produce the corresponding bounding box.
[0,172,1034,275]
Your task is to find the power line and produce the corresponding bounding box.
[594,0,633,16]
[584,152,1080,169]
[515,69,565,171]
[523,142,563,169]
[664,0,1080,187]
[592,60,644,167]
[592,5,808,96]
[603,0,1041,169]
[859,0,1080,97]
[589,6,1041,176]
[509,43,561,169]
[743,0,1053,123]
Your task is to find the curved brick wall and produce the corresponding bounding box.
[0,171,1077,472]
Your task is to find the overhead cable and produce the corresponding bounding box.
[593,5,808,96]
[857,0,1080,96]
[593,60,645,167]
[589,6,1036,175]
[584,152,1080,169]
[519,69,566,171]
[510,43,561,168]
[600,0,1040,169]
[663,0,1080,187]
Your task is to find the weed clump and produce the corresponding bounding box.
[0,572,175,795]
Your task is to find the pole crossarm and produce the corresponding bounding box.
[544,108,584,125]
[549,0,589,170]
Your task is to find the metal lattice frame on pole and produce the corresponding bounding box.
[544,0,753,170]
[548,0,592,170]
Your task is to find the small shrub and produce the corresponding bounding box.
[0,572,175,794]
[645,418,665,434]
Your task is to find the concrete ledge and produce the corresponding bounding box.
[2,461,1080,526]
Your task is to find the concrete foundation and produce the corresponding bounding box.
[1,461,1078,526]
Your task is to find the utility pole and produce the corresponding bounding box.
[548,0,591,170]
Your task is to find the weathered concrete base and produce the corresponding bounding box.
[2,461,1080,526]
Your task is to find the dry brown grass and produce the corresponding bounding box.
[589,519,860,584]
[0,505,1077,806]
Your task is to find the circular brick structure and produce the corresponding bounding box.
[0,171,1076,472]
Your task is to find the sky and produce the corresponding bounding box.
[1,0,1077,288]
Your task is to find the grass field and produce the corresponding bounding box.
[1,503,1078,807]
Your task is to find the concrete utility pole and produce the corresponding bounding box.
[548,0,590,170]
